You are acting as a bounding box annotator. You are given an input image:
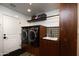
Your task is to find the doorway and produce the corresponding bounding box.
[0,14,21,55]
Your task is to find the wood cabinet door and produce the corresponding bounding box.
[47,40,59,56]
[40,39,59,56]
[40,39,48,56]
[60,3,77,56]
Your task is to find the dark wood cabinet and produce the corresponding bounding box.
[40,39,59,56]
[21,25,46,56]
[40,3,77,56]
[60,3,77,56]
[22,43,40,55]
[40,39,48,56]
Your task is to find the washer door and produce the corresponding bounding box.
[22,29,28,43]
[28,30,36,43]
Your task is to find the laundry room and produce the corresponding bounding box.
[0,3,77,56]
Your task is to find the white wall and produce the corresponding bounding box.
[26,10,59,27]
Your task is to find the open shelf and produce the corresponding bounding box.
[27,19,46,22]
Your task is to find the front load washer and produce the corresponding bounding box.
[21,28,28,44]
[28,27,39,47]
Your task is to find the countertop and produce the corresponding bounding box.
[43,37,58,41]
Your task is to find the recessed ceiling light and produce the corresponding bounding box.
[27,9,31,12]
[14,15,19,18]
[29,3,32,5]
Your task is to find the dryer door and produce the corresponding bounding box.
[28,29,36,43]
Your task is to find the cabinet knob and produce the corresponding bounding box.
[3,34,8,39]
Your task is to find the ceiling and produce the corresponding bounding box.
[0,3,60,16]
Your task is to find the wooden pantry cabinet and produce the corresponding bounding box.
[59,3,77,56]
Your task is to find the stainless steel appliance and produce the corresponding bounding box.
[22,25,42,47]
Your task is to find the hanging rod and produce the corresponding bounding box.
[47,14,59,18]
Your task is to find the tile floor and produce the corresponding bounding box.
[20,52,34,56]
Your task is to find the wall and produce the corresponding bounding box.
[47,27,59,37]
[27,10,59,27]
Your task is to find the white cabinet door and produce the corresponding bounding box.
[3,15,21,54]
